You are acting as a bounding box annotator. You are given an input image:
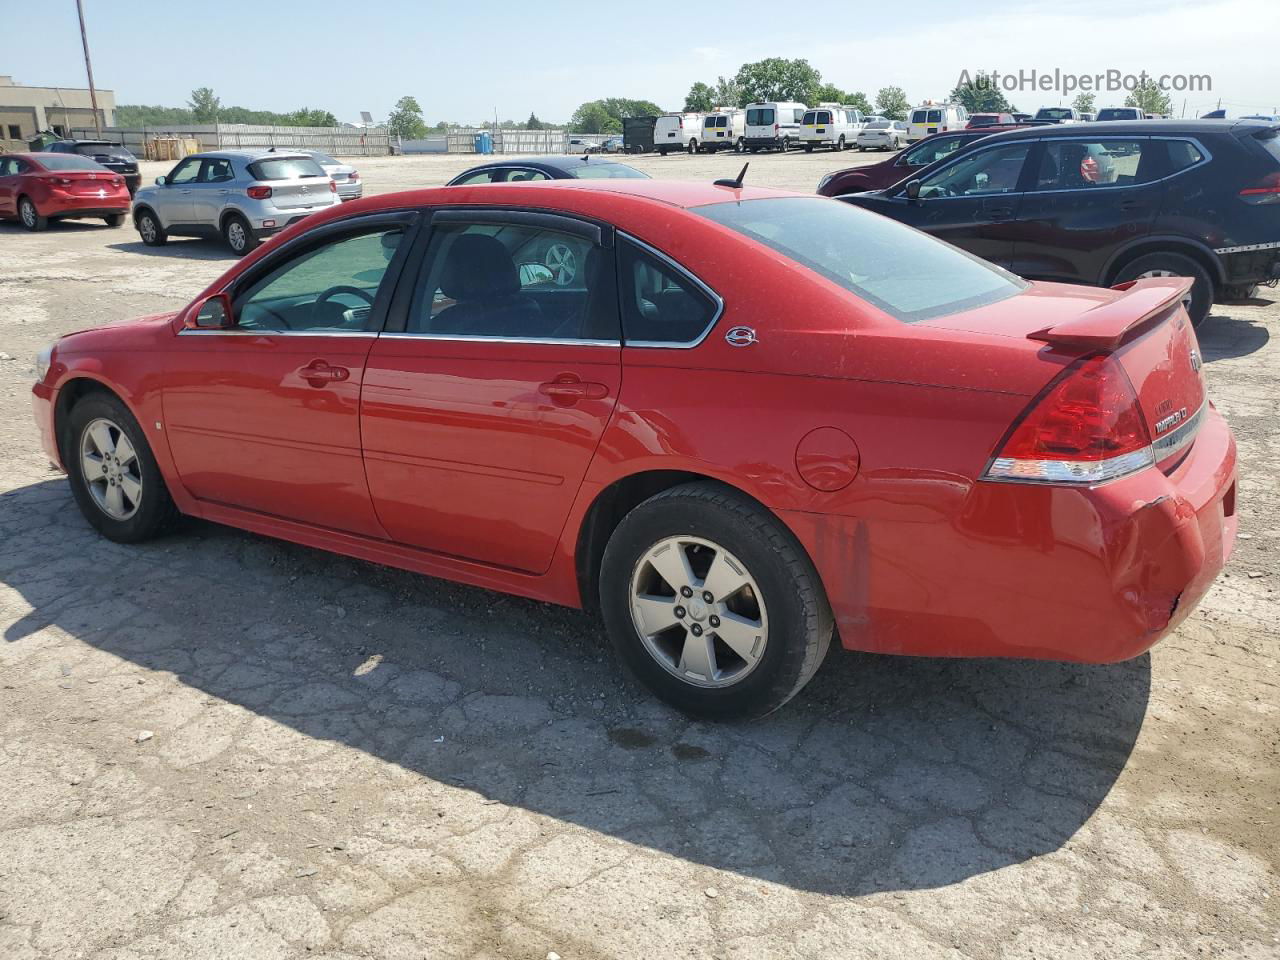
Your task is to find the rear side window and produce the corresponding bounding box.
[248,156,326,181]
[747,109,774,125]
[693,197,1026,323]
[1254,130,1280,164]
[1034,140,1151,189]
[619,239,718,345]
[1166,139,1205,172]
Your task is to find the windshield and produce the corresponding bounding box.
[247,156,327,180]
[1037,108,1073,120]
[35,154,105,171]
[746,108,775,126]
[693,197,1026,323]
[569,162,649,180]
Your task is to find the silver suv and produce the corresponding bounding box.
[131,149,340,255]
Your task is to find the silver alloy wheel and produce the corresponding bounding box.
[139,214,156,243]
[545,243,577,286]
[80,417,143,520]
[20,200,36,228]
[1136,268,1195,309]
[227,220,247,251]
[629,536,769,688]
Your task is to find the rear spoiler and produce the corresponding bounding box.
[1027,277,1193,350]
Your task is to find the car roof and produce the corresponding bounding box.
[974,118,1277,141]
[190,149,314,161]
[457,179,797,207]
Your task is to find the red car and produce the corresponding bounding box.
[0,152,130,230]
[31,181,1237,718]
[817,127,1022,196]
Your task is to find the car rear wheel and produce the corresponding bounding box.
[835,135,846,151]
[687,139,698,154]
[18,197,47,231]
[804,143,813,153]
[66,393,178,543]
[136,209,167,246]
[223,214,259,256]
[104,214,125,227]
[1114,252,1212,327]
[599,483,833,719]
[735,137,745,153]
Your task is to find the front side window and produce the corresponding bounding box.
[693,197,1025,323]
[236,227,404,333]
[168,157,201,184]
[1034,140,1149,190]
[408,221,617,341]
[618,239,717,345]
[919,144,1030,197]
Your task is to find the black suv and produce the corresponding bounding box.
[44,140,141,195]
[839,120,1280,325]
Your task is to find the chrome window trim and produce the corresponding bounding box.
[618,231,725,350]
[178,328,376,338]
[377,333,618,347]
[1152,400,1206,461]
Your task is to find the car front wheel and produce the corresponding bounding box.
[599,483,833,719]
[136,209,167,246]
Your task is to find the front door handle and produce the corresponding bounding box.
[981,206,1014,219]
[539,374,610,404]
[299,359,350,387]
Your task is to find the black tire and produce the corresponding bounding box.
[658,148,668,157]
[104,213,125,227]
[782,137,791,151]
[599,483,833,719]
[136,208,167,246]
[223,213,259,256]
[835,136,846,151]
[1113,251,1213,327]
[688,139,698,154]
[65,392,179,544]
[858,145,866,152]
[735,137,745,153]
[18,196,47,231]
[804,143,814,153]
[1223,283,1259,301]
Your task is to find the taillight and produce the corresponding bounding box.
[1239,172,1280,205]
[328,180,337,193]
[984,354,1154,484]
[111,177,122,187]
[54,177,73,186]
[348,171,359,182]
[773,123,780,132]
[246,185,272,199]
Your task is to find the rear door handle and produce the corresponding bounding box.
[299,359,350,387]
[539,375,610,403]
[1118,199,1143,210]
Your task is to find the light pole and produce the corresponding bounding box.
[75,0,102,137]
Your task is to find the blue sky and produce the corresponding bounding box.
[6,0,1277,123]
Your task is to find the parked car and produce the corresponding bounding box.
[43,139,141,194]
[0,152,130,230]
[1034,107,1083,124]
[818,127,1020,195]
[1079,113,1096,122]
[303,150,362,201]
[839,120,1280,324]
[701,110,745,152]
[967,113,1015,128]
[1011,112,1033,122]
[906,102,969,142]
[654,113,704,154]
[447,155,648,185]
[1096,107,1144,122]
[601,137,624,153]
[567,137,601,155]
[800,105,863,151]
[131,149,339,256]
[30,179,1238,718]
[855,119,909,151]
[744,101,807,151]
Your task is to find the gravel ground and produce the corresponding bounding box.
[0,149,1277,960]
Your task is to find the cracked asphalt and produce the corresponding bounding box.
[0,150,1277,960]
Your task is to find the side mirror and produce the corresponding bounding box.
[187,293,234,329]
[905,179,922,200]
[155,175,167,186]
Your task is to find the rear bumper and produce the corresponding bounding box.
[42,195,130,217]
[251,213,314,240]
[744,137,787,149]
[1216,245,1280,286]
[336,182,363,201]
[31,381,62,470]
[784,405,1238,663]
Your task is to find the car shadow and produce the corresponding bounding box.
[0,478,1149,897]
[105,240,234,261]
[1199,311,1271,362]
[0,218,122,234]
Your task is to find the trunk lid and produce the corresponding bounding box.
[42,170,123,196]
[268,178,331,211]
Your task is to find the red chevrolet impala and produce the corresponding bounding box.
[31,181,1237,717]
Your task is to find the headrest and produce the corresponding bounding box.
[439,233,519,300]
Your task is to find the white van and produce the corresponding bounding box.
[800,104,864,151]
[653,113,705,155]
[905,102,969,143]
[701,109,746,152]
[744,102,807,151]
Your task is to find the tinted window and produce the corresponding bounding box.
[1037,108,1073,120]
[747,108,774,126]
[1035,140,1148,189]
[1253,131,1280,164]
[409,222,616,341]
[920,144,1029,197]
[927,110,942,123]
[904,134,966,166]
[247,156,326,181]
[619,240,717,345]
[802,111,817,124]
[695,197,1024,323]
[238,228,404,333]
[570,162,648,180]
[1096,108,1137,121]
[34,154,103,171]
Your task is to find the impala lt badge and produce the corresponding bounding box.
[1155,407,1188,435]
[725,326,758,347]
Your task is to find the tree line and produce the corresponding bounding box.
[117,88,338,128]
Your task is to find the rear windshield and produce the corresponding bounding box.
[1037,108,1073,120]
[693,197,1026,323]
[1097,109,1136,120]
[747,108,775,126]
[247,156,327,181]
[73,143,131,158]
[35,154,104,171]
[911,111,927,123]
[569,162,648,180]
[310,151,338,165]
[866,120,890,129]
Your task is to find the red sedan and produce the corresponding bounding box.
[31,181,1238,717]
[0,152,130,230]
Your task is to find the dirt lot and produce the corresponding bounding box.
[0,148,1277,960]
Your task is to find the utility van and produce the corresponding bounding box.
[800,104,863,151]
[744,102,807,151]
[701,109,746,152]
[906,102,969,142]
[654,113,705,154]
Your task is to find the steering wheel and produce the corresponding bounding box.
[316,285,375,307]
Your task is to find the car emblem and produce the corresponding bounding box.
[301,186,308,194]
[1189,349,1202,373]
[1154,407,1188,435]
[725,326,758,347]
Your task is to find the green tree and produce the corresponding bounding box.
[569,98,661,133]
[733,58,822,106]
[684,82,714,112]
[1125,78,1172,116]
[949,71,1011,113]
[813,82,847,104]
[387,96,428,140]
[846,91,874,115]
[875,86,911,121]
[1072,92,1096,115]
[187,87,221,123]
[711,75,744,108]
[525,112,546,130]
[285,108,338,126]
